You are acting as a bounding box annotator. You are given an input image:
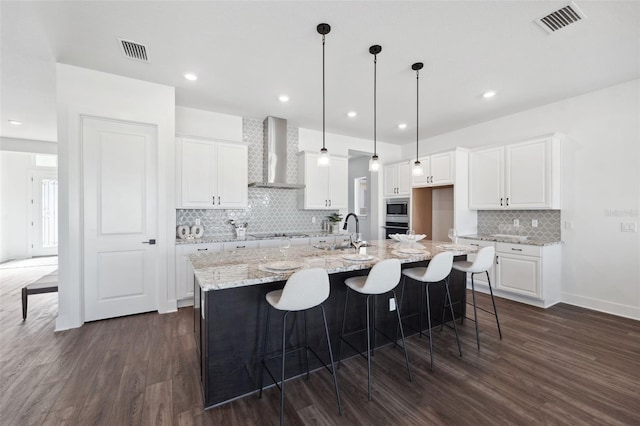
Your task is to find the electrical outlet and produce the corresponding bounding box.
[621,222,638,232]
[513,219,519,227]
[311,216,316,224]
[531,219,538,228]
[389,298,396,311]
[195,219,201,226]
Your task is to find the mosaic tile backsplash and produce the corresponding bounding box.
[177,117,335,238]
[477,210,561,241]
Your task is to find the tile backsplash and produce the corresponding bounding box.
[176,117,335,238]
[477,210,561,241]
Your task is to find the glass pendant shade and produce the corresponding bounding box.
[318,147,331,167]
[369,155,380,172]
[412,160,424,176]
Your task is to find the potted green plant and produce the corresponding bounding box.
[327,212,343,234]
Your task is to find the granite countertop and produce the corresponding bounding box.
[460,234,561,246]
[175,231,347,245]
[189,239,477,291]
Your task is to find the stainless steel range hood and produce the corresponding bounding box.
[248,116,305,189]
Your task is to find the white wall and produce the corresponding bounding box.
[0,151,31,261]
[56,64,176,331]
[401,79,640,320]
[176,106,242,141]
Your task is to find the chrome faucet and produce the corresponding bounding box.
[343,213,359,234]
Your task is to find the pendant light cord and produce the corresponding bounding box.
[416,68,419,161]
[373,53,377,156]
[322,34,326,151]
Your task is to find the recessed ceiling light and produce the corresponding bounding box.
[184,73,198,81]
[8,120,22,125]
[398,123,407,129]
[483,90,497,99]
[347,111,357,118]
[279,95,289,102]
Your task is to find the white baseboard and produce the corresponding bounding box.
[561,292,640,321]
[177,297,194,308]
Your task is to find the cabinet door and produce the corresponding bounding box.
[383,164,397,197]
[328,156,348,209]
[496,253,540,298]
[217,143,248,208]
[431,152,454,185]
[303,153,330,209]
[505,139,551,209]
[412,156,431,186]
[181,139,217,208]
[469,146,504,209]
[396,162,412,195]
[176,243,222,299]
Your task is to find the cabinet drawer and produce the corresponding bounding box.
[496,242,541,257]
[223,241,260,251]
[458,238,494,249]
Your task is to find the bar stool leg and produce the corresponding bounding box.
[303,311,310,380]
[470,274,481,350]
[258,305,271,398]
[425,283,434,371]
[371,296,377,357]
[22,287,28,320]
[280,311,290,426]
[394,276,406,347]
[366,295,373,400]
[445,277,463,357]
[486,272,503,339]
[392,290,412,382]
[337,288,350,368]
[320,305,343,415]
[419,283,425,338]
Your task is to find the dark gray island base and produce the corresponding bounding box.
[193,256,468,409]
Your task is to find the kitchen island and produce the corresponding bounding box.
[190,239,475,408]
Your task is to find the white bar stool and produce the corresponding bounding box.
[337,259,412,400]
[451,245,502,349]
[399,251,462,370]
[258,268,342,426]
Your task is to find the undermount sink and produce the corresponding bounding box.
[313,242,370,251]
[492,234,529,241]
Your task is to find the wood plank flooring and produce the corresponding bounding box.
[1,261,639,425]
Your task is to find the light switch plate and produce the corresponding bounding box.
[532,219,538,228]
[513,219,519,227]
[389,298,396,311]
[621,222,638,232]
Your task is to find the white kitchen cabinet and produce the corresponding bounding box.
[308,236,336,246]
[222,240,260,251]
[384,162,411,197]
[412,151,455,187]
[457,238,495,288]
[459,238,561,308]
[177,137,248,209]
[297,152,348,209]
[175,243,223,301]
[469,134,561,210]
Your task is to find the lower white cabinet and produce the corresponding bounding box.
[458,238,561,308]
[223,241,260,251]
[175,243,223,301]
[457,238,495,288]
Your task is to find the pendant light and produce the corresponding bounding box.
[411,62,424,177]
[317,23,331,167]
[369,45,382,172]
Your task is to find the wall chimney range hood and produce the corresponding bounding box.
[248,116,305,189]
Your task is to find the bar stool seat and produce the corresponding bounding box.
[399,251,462,370]
[258,268,342,426]
[338,259,412,400]
[452,246,502,349]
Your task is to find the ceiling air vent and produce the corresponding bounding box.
[118,38,150,62]
[535,2,586,34]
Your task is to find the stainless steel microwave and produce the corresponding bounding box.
[386,198,409,219]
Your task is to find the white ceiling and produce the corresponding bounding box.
[1,1,639,145]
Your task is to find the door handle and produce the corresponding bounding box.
[218,196,221,205]
[506,197,509,206]
[329,199,331,207]
[212,196,215,205]
[197,248,208,251]
[500,198,503,206]
[511,248,522,252]
[142,239,156,245]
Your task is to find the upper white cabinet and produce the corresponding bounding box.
[384,162,411,197]
[297,152,348,210]
[177,137,248,209]
[412,151,455,187]
[469,134,562,210]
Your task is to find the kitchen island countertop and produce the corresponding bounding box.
[189,239,477,291]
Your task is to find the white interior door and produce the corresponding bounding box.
[30,170,58,257]
[82,117,158,322]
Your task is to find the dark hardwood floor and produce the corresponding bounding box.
[2,262,640,425]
